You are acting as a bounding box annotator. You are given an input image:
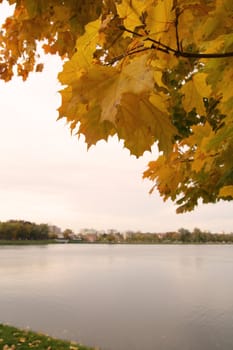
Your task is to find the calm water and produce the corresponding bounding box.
[1,244,233,350]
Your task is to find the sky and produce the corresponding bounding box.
[0,3,232,234]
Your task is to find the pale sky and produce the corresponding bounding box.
[0,3,232,233]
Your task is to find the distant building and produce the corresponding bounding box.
[79,228,97,235]
[122,231,134,240]
[107,229,118,235]
[83,233,98,242]
[49,225,62,238]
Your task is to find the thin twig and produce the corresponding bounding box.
[107,46,152,65]
[119,25,176,54]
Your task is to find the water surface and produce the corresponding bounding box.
[1,244,233,350]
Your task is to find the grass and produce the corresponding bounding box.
[0,324,99,350]
[0,240,57,245]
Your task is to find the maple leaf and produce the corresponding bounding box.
[181,73,212,116]
[146,0,174,39]
[116,0,147,31]
[219,186,233,198]
[116,92,176,156]
[70,53,154,122]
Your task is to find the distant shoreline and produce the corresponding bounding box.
[0,240,232,245]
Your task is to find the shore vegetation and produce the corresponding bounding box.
[0,324,97,350]
[0,220,232,245]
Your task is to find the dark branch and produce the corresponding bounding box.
[175,7,181,52]
[119,25,176,54]
[177,51,233,58]
[107,46,152,65]
[118,25,233,61]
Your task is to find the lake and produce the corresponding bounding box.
[1,244,233,350]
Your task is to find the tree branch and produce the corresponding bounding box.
[175,7,181,52]
[118,25,233,61]
[107,46,152,65]
[176,51,233,58]
[119,25,176,54]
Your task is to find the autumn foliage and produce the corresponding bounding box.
[0,0,233,212]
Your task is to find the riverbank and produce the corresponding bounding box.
[0,240,57,245]
[0,239,232,245]
[0,324,98,350]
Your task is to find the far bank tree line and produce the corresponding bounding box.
[0,220,51,241]
[95,228,233,244]
[0,220,233,244]
[122,228,233,244]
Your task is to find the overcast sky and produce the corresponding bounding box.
[0,3,232,233]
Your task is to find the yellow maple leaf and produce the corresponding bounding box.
[218,186,233,198]
[191,150,206,173]
[24,0,40,18]
[78,103,115,147]
[117,0,147,31]
[146,0,174,37]
[181,73,212,116]
[116,92,176,156]
[53,4,71,22]
[35,63,44,72]
[59,19,101,86]
[185,123,212,148]
[116,93,156,156]
[217,65,233,104]
[62,53,154,124]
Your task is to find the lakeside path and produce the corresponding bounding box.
[0,324,99,350]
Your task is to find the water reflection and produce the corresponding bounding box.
[0,245,233,350]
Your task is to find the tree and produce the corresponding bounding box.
[1,0,233,212]
[63,228,74,239]
[178,228,191,243]
[0,220,49,240]
[192,227,208,243]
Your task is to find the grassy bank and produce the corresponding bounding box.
[0,324,98,350]
[0,240,57,245]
